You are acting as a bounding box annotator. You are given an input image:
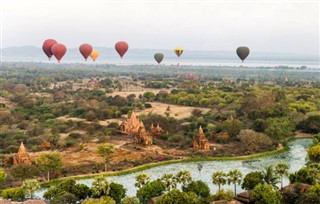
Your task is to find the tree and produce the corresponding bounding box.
[298,115,320,133]
[109,182,127,204]
[135,173,150,188]
[264,117,295,140]
[83,196,116,204]
[156,189,199,204]
[250,184,282,204]
[308,144,320,162]
[143,92,156,101]
[280,183,304,204]
[227,169,243,196]
[21,179,40,199]
[289,166,319,185]
[182,180,210,199]
[36,152,63,181]
[121,196,140,204]
[237,129,272,152]
[97,144,114,172]
[161,173,177,191]
[221,119,244,138]
[301,183,320,203]
[44,179,91,201]
[212,171,227,192]
[208,189,234,202]
[175,170,192,187]
[92,176,110,198]
[137,180,166,204]
[275,163,289,188]
[51,192,77,204]
[10,165,40,181]
[242,171,264,191]
[1,187,26,201]
[0,169,7,186]
[262,166,279,188]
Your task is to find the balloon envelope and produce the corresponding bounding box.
[236,46,250,62]
[90,50,99,61]
[51,43,67,63]
[79,43,93,61]
[115,41,129,58]
[42,39,57,60]
[174,47,183,57]
[154,53,164,64]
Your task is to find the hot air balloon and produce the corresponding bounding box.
[115,41,129,58]
[79,43,93,61]
[174,47,183,57]
[90,50,99,61]
[51,43,67,63]
[154,53,164,64]
[42,39,57,60]
[236,46,250,62]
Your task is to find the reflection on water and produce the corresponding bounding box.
[35,138,312,197]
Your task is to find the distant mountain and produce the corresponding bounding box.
[1,46,319,66]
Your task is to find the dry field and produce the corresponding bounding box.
[137,102,211,120]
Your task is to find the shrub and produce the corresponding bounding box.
[1,188,26,201]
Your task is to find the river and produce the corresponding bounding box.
[35,138,312,198]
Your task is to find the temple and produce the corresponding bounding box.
[193,126,210,151]
[131,123,153,146]
[120,112,164,146]
[13,142,32,165]
[150,123,164,138]
[120,112,144,134]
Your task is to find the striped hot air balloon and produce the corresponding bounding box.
[174,47,183,57]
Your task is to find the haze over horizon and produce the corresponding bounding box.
[0,0,319,56]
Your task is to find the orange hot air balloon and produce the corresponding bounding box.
[90,50,99,61]
[51,43,67,63]
[115,41,129,58]
[79,43,93,61]
[174,47,183,57]
[42,39,57,60]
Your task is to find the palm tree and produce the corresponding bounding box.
[175,170,192,187]
[275,163,289,188]
[91,176,110,197]
[135,173,150,188]
[212,171,227,192]
[262,166,279,188]
[161,173,177,191]
[227,169,243,196]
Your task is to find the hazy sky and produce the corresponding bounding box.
[1,0,319,55]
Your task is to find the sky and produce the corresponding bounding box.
[0,0,319,56]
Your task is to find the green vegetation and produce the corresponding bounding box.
[35,152,63,181]
[97,144,114,172]
[0,65,320,203]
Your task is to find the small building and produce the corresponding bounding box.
[13,142,32,165]
[193,126,210,151]
[150,123,164,138]
[212,132,229,143]
[234,191,254,204]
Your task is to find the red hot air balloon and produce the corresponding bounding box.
[51,43,67,63]
[115,41,129,58]
[79,43,93,61]
[42,39,57,60]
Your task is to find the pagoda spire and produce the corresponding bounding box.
[198,125,204,134]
